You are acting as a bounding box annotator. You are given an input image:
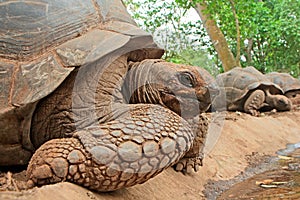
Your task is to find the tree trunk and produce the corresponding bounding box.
[246,38,253,65]
[229,0,241,67]
[194,1,237,71]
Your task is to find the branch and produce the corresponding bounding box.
[246,38,253,65]
[193,0,237,71]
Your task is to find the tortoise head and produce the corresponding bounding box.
[270,95,292,111]
[265,89,292,111]
[123,59,219,118]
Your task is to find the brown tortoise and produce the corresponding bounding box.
[266,72,300,106]
[212,66,292,116]
[0,0,218,192]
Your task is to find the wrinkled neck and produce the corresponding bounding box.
[264,89,277,106]
[123,60,165,106]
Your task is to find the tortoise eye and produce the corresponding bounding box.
[178,72,195,88]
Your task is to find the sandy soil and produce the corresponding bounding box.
[1,110,300,200]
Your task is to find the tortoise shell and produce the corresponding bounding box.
[0,0,163,165]
[266,72,300,93]
[215,66,283,111]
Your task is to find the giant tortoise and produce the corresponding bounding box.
[213,66,291,116]
[0,0,218,192]
[266,72,300,106]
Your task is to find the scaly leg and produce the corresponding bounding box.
[173,114,208,174]
[244,90,265,116]
[27,104,195,191]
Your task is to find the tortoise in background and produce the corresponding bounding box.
[266,72,300,106]
[212,66,292,116]
[0,0,218,192]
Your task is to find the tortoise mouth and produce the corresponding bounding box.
[160,91,210,116]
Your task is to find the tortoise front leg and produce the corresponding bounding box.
[244,89,266,116]
[27,138,91,187]
[27,105,194,191]
[173,114,208,174]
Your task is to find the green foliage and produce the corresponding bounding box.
[124,0,219,75]
[165,48,220,76]
[193,0,300,77]
[124,0,300,77]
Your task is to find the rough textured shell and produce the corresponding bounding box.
[266,72,300,93]
[0,0,162,108]
[216,66,283,105]
[0,0,162,165]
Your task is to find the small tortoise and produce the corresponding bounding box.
[213,66,292,116]
[266,72,300,106]
[0,0,218,192]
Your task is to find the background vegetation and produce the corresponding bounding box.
[124,0,300,77]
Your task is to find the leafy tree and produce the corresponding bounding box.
[192,0,300,76]
[124,0,300,77]
[193,0,238,72]
[124,0,219,75]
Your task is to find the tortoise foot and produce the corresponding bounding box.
[27,117,194,191]
[27,138,91,187]
[173,156,202,174]
[244,89,265,116]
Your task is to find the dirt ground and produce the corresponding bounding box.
[1,110,300,200]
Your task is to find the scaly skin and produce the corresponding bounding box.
[28,104,194,191]
[174,114,208,173]
[28,53,217,191]
[244,90,266,116]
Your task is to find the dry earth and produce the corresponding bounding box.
[1,110,300,200]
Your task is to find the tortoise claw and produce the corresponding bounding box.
[173,157,202,174]
[174,162,184,172]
